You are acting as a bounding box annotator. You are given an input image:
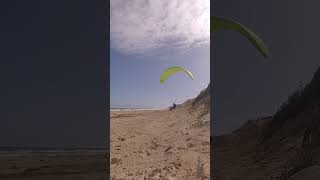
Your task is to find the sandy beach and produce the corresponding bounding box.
[0,149,106,180]
[110,105,210,179]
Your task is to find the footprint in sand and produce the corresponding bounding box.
[110,158,122,165]
[187,143,195,148]
[117,137,126,141]
[145,150,151,156]
[162,165,177,177]
[149,168,163,178]
[150,140,160,150]
[170,162,182,169]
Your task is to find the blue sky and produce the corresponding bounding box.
[110,0,210,108]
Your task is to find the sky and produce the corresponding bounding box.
[0,0,107,148]
[2,0,319,147]
[110,0,210,108]
[213,0,320,135]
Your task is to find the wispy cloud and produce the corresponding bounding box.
[110,0,210,56]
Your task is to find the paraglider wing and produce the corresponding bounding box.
[159,17,269,84]
[160,67,195,84]
[211,16,269,58]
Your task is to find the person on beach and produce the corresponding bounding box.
[169,103,177,111]
[172,103,176,109]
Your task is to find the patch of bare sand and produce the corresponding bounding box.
[110,108,210,179]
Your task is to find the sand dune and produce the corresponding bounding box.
[213,112,320,180]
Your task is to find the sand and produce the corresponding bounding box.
[0,149,106,180]
[213,115,320,180]
[110,107,210,179]
[289,165,320,180]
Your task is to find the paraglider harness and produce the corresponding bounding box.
[169,103,177,111]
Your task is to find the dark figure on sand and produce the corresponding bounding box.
[169,103,177,111]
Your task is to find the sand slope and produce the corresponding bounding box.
[214,112,320,180]
[289,165,320,180]
[110,107,210,179]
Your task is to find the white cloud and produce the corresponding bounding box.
[110,0,210,56]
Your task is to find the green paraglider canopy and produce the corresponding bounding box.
[160,67,195,84]
[211,16,269,58]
